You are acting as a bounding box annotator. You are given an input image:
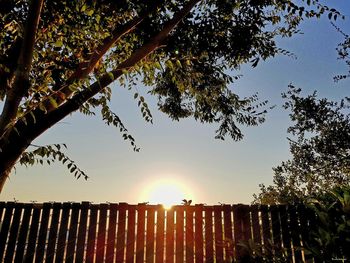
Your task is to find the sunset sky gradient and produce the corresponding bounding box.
[2,1,350,205]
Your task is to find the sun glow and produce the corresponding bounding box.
[140,179,193,209]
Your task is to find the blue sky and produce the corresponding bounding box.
[1,1,350,205]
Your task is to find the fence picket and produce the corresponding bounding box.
[106,203,118,263]
[165,208,174,263]
[204,206,214,262]
[195,205,204,263]
[223,205,233,261]
[24,204,41,263]
[279,205,292,260]
[270,205,282,253]
[251,205,262,256]
[214,205,224,262]
[0,202,318,263]
[175,206,184,263]
[46,203,61,263]
[4,203,23,262]
[146,206,155,263]
[233,204,243,260]
[86,204,98,263]
[14,203,33,262]
[96,203,108,262]
[116,203,127,263]
[35,202,52,263]
[0,202,15,261]
[289,205,302,261]
[126,205,136,263]
[136,205,146,263]
[66,202,80,262]
[55,202,71,263]
[75,202,89,262]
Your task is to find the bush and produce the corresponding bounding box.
[304,186,350,261]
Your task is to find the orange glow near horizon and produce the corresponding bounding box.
[139,178,194,209]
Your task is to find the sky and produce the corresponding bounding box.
[1,1,350,205]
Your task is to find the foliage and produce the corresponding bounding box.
[334,24,350,82]
[0,0,340,186]
[19,144,88,180]
[255,85,350,204]
[237,239,291,263]
[304,186,350,261]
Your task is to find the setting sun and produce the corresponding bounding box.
[140,179,194,209]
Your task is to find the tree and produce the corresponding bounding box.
[0,0,338,192]
[254,31,350,204]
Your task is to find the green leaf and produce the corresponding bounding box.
[81,4,87,12]
[176,60,182,68]
[54,40,63,47]
[48,97,58,108]
[154,62,162,70]
[85,9,94,16]
[107,72,115,80]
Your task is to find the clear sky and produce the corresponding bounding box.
[1,1,350,205]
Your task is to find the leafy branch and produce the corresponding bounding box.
[18,143,88,180]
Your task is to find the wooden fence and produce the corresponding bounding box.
[0,202,316,262]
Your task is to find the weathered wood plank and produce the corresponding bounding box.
[241,205,252,242]
[156,206,165,263]
[35,202,52,263]
[126,205,136,263]
[195,205,204,263]
[96,203,108,262]
[86,204,98,263]
[233,204,244,260]
[65,202,80,263]
[75,202,89,262]
[214,205,224,262]
[251,205,262,257]
[165,208,174,263]
[223,205,233,262]
[204,206,214,262]
[24,204,41,263]
[175,206,184,263]
[270,205,282,253]
[185,206,194,263]
[4,203,23,262]
[279,205,292,261]
[46,202,62,263]
[14,203,33,262]
[261,205,272,259]
[289,205,302,261]
[55,202,71,263]
[146,206,155,263]
[0,202,15,261]
[136,205,146,263]
[116,203,127,263]
[106,203,118,263]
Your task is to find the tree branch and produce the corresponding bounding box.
[64,12,145,83]
[0,0,44,135]
[36,0,201,132]
[0,0,201,176]
[44,0,201,111]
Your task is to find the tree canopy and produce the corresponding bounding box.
[0,0,339,192]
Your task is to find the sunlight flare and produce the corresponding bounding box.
[140,178,193,209]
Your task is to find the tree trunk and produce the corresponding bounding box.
[0,169,11,193]
[0,128,33,193]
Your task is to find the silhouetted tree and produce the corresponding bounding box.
[255,31,350,204]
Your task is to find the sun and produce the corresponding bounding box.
[140,179,193,209]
